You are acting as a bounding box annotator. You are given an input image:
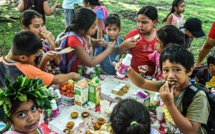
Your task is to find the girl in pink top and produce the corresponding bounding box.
[163,0,185,28]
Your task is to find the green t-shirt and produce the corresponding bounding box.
[155,81,210,134]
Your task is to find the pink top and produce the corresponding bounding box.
[148,50,163,80]
[170,13,184,27]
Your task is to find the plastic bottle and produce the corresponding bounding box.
[116,54,132,78]
[152,92,160,106]
[54,89,61,106]
[51,99,58,118]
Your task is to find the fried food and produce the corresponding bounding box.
[71,112,78,119]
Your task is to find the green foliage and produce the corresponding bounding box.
[0,76,52,123]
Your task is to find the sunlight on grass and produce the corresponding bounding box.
[117,2,140,11]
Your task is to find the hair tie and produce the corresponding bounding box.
[130,121,137,126]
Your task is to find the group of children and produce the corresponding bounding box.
[0,0,214,133]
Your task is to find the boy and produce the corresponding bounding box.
[0,30,80,89]
[195,55,215,85]
[126,45,209,134]
[183,18,205,48]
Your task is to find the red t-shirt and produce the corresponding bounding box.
[125,29,156,74]
[66,35,86,72]
[208,22,215,39]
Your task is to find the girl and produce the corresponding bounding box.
[20,10,61,75]
[162,0,185,28]
[0,76,52,134]
[95,14,123,75]
[142,25,184,80]
[65,8,115,73]
[119,6,158,75]
[83,0,107,39]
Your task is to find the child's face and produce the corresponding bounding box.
[20,49,42,65]
[106,24,120,41]
[136,14,156,35]
[184,29,194,38]
[155,35,164,53]
[26,17,45,39]
[86,19,98,36]
[175,2,185,13]
[10,99,40,133]
[162,60,191,89]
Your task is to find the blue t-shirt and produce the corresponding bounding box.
[95,8,104,20]
[96,36,122,75]
[195,69,211,85]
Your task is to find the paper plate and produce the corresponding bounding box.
[51,47,74,54]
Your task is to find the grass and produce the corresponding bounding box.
[0,0,215,63]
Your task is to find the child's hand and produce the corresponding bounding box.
[106,41,116,53]
[159,81,175,106]
[124,37,138,49]
[43,51,58,61]
[40,30,53,41]
[55,0,60,7]
[70,72,81,80]
[97,38,108,47]
[138,65,148,73]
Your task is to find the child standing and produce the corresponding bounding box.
[95,14,123,75]
[65,8,115,73]
[0,76,52,134]
[162,0,185,28]
[143,25,184,80]
[126,45,209,134]
[20,10,61,75]
[119,6,158,75]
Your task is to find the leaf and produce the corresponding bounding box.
[0,99,4,105]
[0,89,4,98]
[17,94,27,102]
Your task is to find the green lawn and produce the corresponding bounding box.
[0,0,215,63]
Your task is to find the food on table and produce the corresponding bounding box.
[63,128,70,133]
[115,96,121,101]
[121,86,129,93]
[111,83,130,97]
[97,118,106,125]
[100,123,112,132]
[71,112,78,119]
[94,122,101,130]
[81,112,90,118]
[66,121,75,129]
[86,131,92,134]
[117,90,124,96]
[60,82,75,98]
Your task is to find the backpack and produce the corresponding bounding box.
[190,66,208,85]
[57,31,84,73]
[94,6,108,34]
[182,83,215,133]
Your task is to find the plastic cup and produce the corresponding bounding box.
[156,106,164,121]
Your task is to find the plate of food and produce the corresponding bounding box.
[51,47,74,54]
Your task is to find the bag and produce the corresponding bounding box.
[190,66,208,85]
[182,83,215,134]
[57,31,84,73]
[94,6,108,34]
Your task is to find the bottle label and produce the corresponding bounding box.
[52,109,58,118]
[118,64,129,75]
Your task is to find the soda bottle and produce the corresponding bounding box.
[116,54,132,78]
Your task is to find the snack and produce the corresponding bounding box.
[63,128,70,133]
[71,112,78,119]
[115,96,121,101]
[66,121,75,129]
[117,90,124,96]
[168,81,176,86]
[94,122,101,130]
[121,86,129,93]
[97,118,106,125]
[81,112,90,118]
[133,34,141,41]
[41,32,45,35]
[86,131,92,134]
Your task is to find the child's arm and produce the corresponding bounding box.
[17,0,24,12]
[52,72,80,84]
[97,19,103,39]
[38,52,58,71]
[126,67,159,92]
[165,15,173,25]
[91,38,108,47]
[43,0,60,16]
[117,37,137,55]
[160,82,201,134]
[74,41,115,67]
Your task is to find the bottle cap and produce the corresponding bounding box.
[95,79,100,83]
[125,54,132,61]
[51,99,57,110]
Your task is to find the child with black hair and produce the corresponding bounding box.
[110,99,160,134]
[140,25,184,80]
[162,0,185,28]
[95,14,123,75]
[0,30,80,88]
[126,45,209,134]
[0,76,52,134]
[20,10,61,75]
[194,55,215,85]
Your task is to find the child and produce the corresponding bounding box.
[20,10,61,75]
[194,55,215,85]
[64,8,116,73]
[162,0,185,28]
[110,99,160,134]
[95,14,123,75]
[0,30,80,88]
[119,6,158,75]
[0,76,52,134]
[142,25,184,80]
[126,45,209,134]
[62,0,82,27]
[83,0,107,39]
[183,18,205,48]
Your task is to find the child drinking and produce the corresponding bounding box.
[142,25,184,80]
[0,76,52,134]
[20,10,61,75]
[95,14,123,75]
[119,6,158,75]
[162,0,185,28]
